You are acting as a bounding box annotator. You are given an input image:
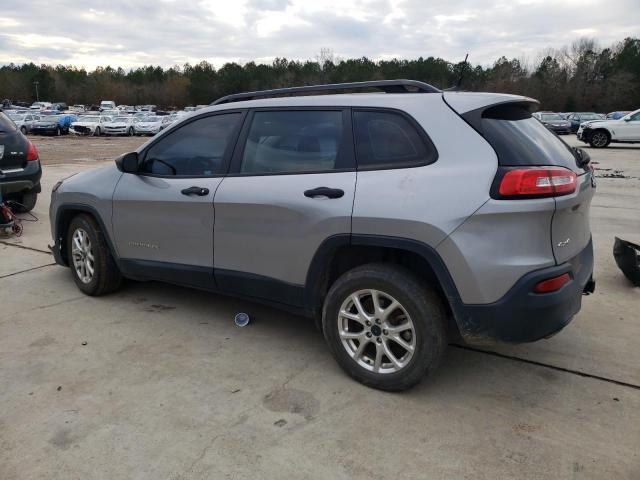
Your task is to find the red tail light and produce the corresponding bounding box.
[533,273,571,293]
[498,167,577,198]
[26,140,39,161]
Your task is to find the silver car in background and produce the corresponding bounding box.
[103,116,137,136]
[134,115,172,136]
[6,112,40,134]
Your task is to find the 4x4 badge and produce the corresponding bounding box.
[557,238,571,248]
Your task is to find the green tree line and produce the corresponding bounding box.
[1,37,638,112]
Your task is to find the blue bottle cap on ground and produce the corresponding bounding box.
[234,312,250,327]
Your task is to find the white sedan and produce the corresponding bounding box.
[103,116,137,136]
[134,116,172,136]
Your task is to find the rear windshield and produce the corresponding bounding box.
[478,104,580,172]
[0,112,16,132]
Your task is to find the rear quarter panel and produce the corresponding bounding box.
[351,95,497,247]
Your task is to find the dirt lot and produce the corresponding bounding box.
[27,133,147,165]
[1,135,639,479]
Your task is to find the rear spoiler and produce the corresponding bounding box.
[459,101,539,135]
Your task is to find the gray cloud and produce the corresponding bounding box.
[0,0,638,69]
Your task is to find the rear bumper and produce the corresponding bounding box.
[458,239,594,344]
[31,127,59,135]
[0,161,42,195]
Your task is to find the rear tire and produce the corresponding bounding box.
[55,126,61,136]
[94,127,101,137]
[322,263,447,391]
[589,129,610,148]
[128,127,134,136]
[67,214,122,296]
[12,190,37,213]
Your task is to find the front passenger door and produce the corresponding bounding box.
[112,111,245,288]
[617,111,640,140]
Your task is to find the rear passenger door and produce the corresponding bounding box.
[213,109,356,305]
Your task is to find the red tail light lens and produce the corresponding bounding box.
[533,273,571,293]
[498,167,577,198]
[26,141,39,161]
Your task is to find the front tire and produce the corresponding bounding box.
[67,214,122,296]
[322,264,447,391]
[128,127,134,136]
[94,127,101,137]
[55,126,61,136]
[20,126,27,135]
[589,130,610,148]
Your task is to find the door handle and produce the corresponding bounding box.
[304,187,344,199]
[181,186,210,196]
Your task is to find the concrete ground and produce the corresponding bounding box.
[1,136,639,479]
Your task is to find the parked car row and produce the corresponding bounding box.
[4,111,78,136]
[68,113,177,136]
[577,108,640,148]
[532,108,640,147]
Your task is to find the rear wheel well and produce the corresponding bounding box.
[313,245,455,332]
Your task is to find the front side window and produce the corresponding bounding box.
[240,110,344,174]
[140,113,242,176]
[353,110,436,169]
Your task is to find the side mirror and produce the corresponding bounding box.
[116,152,139,173]
[623,117,631,122]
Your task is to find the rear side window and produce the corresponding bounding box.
[478,104,580,172]
[140,113,242,176]
[240,110,346,174]
[353,110,436,169]
[0,112,16,132]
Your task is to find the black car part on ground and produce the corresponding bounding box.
[613,237,640,287]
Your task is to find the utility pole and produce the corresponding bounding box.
[33,81,40,102]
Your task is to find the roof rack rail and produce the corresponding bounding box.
[211,79,440,105]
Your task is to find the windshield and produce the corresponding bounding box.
[42,115,60,122]
[579,114,599,121]
[113,117,129,122]
[7,113,25,121]
[80,116,100,123]
[141,116,161,123]
[541,114,563,121]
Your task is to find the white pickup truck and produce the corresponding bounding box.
[577,108,640,148]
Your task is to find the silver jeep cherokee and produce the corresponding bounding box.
[49,80,596,391]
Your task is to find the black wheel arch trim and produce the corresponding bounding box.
[53,203,120,268]
[304,234,468,331]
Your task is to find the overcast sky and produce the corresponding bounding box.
[1,0,638,70]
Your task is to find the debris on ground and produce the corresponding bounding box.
[613,237,640,286]
[597,170,628,179]
[234,313,250,327]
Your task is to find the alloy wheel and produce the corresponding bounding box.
[338,289,416,374]
[71,228,95,284]
[592,131,608,147]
